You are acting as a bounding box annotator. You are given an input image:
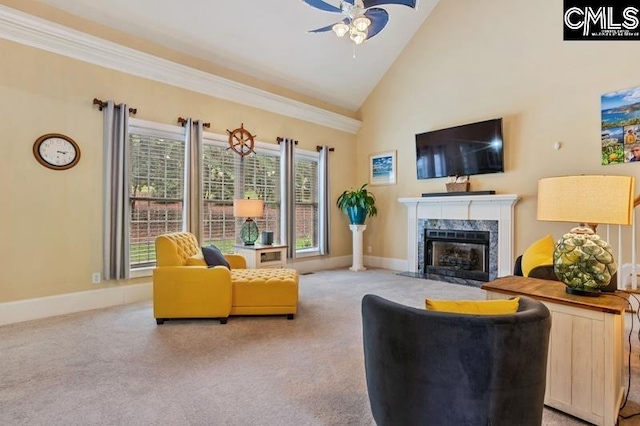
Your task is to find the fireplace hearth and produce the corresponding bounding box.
[424,229,490,282]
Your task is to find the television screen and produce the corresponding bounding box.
[415,118,504,179]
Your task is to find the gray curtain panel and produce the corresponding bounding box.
[279,138,296,259]
[318,145,331,255]
[103,101,130,280]
[183,118,203,242]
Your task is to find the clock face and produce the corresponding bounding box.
[33,134,80,170]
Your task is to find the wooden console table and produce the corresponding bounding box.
[482,276,628,426]
[234,244,287,269]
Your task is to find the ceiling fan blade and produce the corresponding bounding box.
[363,0,417,9]
[309,18,349,33]
[364,8,389,39]
[300,0,342,13]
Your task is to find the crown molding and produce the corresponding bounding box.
[0,5,362,135]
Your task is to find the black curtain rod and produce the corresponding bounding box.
[316,145,335,152]
[177,117,211,128]
[92,98,137,114]
[276,137,298,144]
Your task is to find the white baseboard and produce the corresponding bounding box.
[364,255,408,272]
[0,283,152,327]
[0,255,400,327]
[287,255,352,274]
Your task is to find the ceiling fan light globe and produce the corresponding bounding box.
[332,23,349,37]
[350,31,367,45]
[353,16,371,32]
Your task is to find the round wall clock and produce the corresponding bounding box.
[33,133,81,170]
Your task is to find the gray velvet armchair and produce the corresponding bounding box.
[362,294,551,426]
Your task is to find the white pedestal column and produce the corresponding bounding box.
[349,224,367,272]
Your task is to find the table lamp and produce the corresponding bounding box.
[233,198,264,245]
[537,175,634,296]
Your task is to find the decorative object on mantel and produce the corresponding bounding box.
[301,0,417,48]
[445,176,469,192]
[537,175,635,296]
[227,123,256,158]
[337,183,377,225]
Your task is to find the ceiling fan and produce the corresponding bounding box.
[302,0,418,45]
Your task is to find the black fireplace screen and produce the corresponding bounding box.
[424,229,490,282]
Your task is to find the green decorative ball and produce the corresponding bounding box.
[553,229,617,291]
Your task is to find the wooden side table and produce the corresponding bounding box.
[234,244,288,269]
[482,276,628,426]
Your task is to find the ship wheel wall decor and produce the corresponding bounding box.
[227,123,256,158]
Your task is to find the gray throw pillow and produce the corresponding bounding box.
[201,245,230,269]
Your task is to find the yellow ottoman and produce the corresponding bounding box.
[230,268,299,319]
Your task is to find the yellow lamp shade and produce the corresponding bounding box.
[537,175,634,226]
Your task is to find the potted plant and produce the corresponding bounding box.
[336,183,378,225]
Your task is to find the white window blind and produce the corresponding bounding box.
[295,154,319,250]
[202,139,280,252]
[124,119,320,271]
[129,132,185,267]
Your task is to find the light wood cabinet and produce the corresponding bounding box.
[234,244,288,269]
[482,276,627,426]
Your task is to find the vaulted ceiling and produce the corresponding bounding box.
[37,0,439,112]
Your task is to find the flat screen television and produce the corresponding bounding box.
[415,118,504,179]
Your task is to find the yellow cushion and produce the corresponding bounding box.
[186,254,207,267]
[425,297,520,315]
[521,235,555,277]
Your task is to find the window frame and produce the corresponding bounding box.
[128,118,187,277]
[294,148,321,258]
[125,119,324,277]
[201,132,282,252]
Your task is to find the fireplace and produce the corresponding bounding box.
[398,194,519,285]
[424,229,490,282]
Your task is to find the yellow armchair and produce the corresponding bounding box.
[153,232,234,324]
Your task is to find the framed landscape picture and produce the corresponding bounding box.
[369,150,396,186]
[602,85,640,165]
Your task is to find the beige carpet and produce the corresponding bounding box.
[1,268,640,425]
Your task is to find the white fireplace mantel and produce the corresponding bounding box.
[398,194,519,277]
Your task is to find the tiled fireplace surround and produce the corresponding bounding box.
[398,194,519,285]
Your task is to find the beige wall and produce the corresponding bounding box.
[359,0,640,263]
[5,0,640,305]
[0,37,357,303]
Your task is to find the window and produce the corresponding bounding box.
[129,121,186,267]
[201,142,236,253]
[123,119,322,271]
[240,147,281,246]
[201,138,280,253]
[295,153,319,251]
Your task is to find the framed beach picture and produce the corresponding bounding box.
[602,85,640,165]
[369,150,397,186]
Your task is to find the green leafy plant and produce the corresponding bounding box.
[336,183,378,221]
